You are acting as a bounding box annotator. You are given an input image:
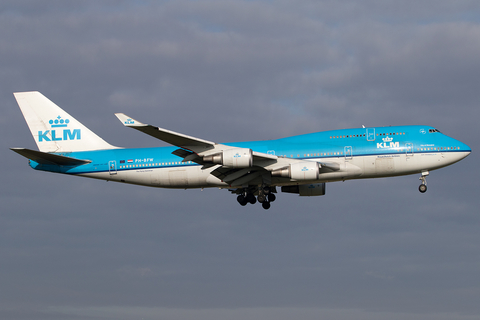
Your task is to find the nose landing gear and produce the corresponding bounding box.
[419,171,429,193]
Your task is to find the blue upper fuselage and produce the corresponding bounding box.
[29,125,471,174]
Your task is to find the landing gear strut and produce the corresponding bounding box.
[419,171,429,193]
[257,185,276,210]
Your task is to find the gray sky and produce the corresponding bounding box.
[1,1,479,319]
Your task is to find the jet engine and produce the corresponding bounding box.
[203,148,253,168]
[271,161,319,180]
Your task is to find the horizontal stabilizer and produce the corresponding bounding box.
[10,148,91,166]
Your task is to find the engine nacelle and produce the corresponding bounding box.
[203,148,253,168]
[281,183,326,196]
[271,161,319,180]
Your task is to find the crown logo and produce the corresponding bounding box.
[49,116,70,128]
[382,136,393,142]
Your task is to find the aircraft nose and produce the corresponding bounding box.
[458,140,471,159]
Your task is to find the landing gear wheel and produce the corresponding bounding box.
[237,195,248,206]
[419,184,427,193]
[257,194,266,203]
[418,171,429,194]
[262,201,271,210]
[246,193,256,204]
[267,193,276,202]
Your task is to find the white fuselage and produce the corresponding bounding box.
[79,150,469,189]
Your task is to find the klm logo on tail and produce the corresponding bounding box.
[38,116,81,142]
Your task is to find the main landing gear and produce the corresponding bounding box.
[237,193,256,206]
[419,171,429,193]
[236,186,276,210]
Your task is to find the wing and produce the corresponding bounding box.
[115,113,283,186]
[115,113,278,161]
[114,114,343,187]
[115,113,215,152]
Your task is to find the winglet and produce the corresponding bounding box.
[115,113,147,127]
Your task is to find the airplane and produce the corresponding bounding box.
[11,91,471,209]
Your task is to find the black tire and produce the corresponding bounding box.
[419,184,427,193]
[247,193,257,204]
[262,201,271,210]
[237,195,247,206]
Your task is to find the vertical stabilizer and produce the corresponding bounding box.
[14,91,117,152]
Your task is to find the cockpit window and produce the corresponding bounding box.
[429,128,441,133]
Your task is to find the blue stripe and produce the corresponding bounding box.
[29,125,471,174]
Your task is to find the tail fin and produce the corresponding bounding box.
[14,91,117,152]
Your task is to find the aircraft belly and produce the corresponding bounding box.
[317,160,362,182]
[125,168,156,185]
[150,166,225,188]
[416,151,469,170]
[357,152,459,179]
[77,171,112,181]
[375,157,395,174]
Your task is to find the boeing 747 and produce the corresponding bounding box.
[11,92,471,209]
